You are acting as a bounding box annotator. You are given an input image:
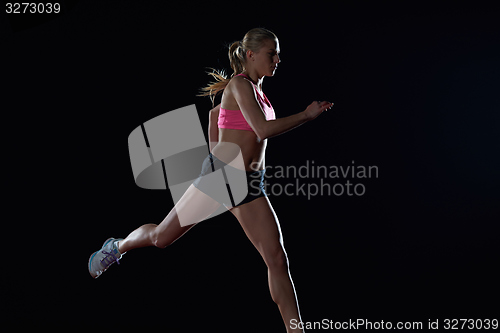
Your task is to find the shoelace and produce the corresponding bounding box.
[100,250,120,268]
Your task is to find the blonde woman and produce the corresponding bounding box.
[88,28,333,332]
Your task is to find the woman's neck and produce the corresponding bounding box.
[242,70,264,91]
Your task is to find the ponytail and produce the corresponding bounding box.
[229,40,246,76]
[198,40,245,105]
[197,67,231,106]
[198,28,278,106]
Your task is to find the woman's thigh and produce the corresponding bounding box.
[173,184,224,227]
[154,184,223,246]
[229,196,286,265]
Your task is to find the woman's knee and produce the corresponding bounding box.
[150,225,171,249]
[264,246,289,272]
[153,236,170,249]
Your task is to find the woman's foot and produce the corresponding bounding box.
[88,238,124,278]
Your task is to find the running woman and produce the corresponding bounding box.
[88,28,333,333]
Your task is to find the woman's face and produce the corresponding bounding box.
[250,38,281,77]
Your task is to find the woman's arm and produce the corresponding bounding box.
[208,103,221,152]
[231,77,333,140]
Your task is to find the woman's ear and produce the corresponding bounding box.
[246,49,255,61]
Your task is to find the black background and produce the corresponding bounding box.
[2,1,499,332]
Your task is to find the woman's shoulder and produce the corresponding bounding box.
[227,75,254,94]
[228,74,249,84]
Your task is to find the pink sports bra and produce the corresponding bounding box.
[218,73,276,131]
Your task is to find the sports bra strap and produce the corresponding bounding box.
[235,73,255,83]
[235,74,271,108]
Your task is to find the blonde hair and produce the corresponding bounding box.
[198,28,278,105]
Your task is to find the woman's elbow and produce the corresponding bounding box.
[254,125,269,141]
[210,104,221,113]
[209,107,220,122]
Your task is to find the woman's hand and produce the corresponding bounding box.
[303,101,334,121]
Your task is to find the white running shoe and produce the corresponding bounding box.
[88,238,124,279]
